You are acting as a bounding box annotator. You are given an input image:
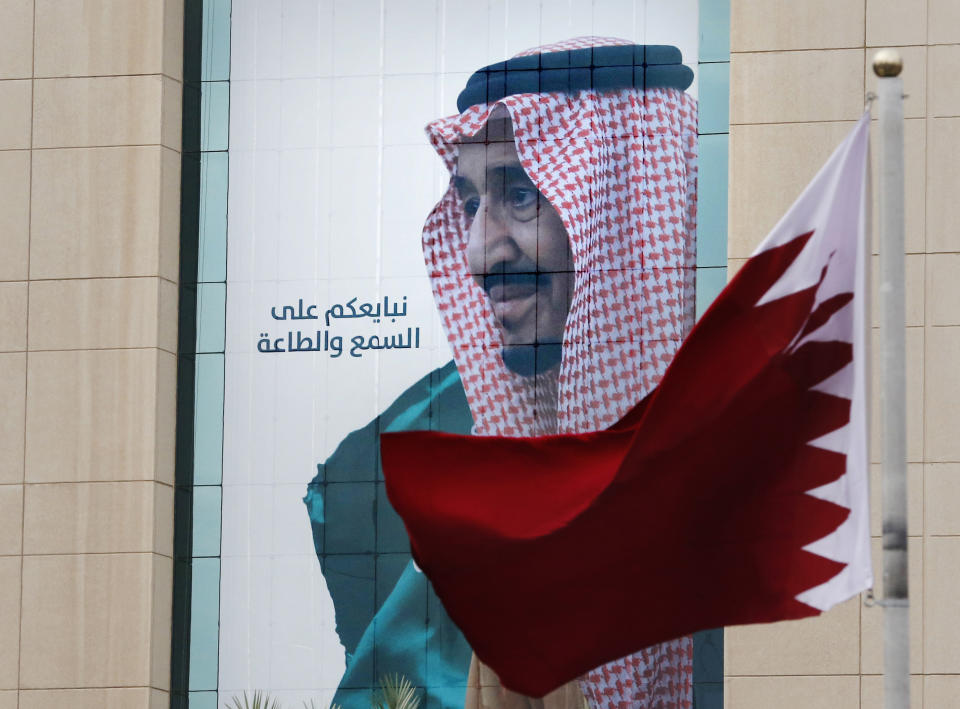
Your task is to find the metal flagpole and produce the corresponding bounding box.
[873,48,909,709]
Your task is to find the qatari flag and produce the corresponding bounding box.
[381,114,873,698]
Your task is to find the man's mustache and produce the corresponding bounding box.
[482,272,541,293]
[478,260,549,294]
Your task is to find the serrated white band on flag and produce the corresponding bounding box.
[752,113,873,610]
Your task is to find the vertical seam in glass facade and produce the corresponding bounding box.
[692,0,730,706]
[172,0,231,706]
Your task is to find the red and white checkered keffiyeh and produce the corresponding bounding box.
[422,37,696,708]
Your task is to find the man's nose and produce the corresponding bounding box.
[472,195,520,267]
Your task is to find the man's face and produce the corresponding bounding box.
[456,117,574,374]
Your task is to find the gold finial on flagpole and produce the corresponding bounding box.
[873,49,903,77]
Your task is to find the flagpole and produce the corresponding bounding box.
[873,49,909,709]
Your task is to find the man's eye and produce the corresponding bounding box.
[463,197,480,218]
[509,188,537,210]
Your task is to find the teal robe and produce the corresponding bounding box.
[304,361,474,709]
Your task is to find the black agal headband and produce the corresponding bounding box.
[456,44,693,113]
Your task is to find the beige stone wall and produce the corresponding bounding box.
[726,0,960,707]
[0,1,183,708]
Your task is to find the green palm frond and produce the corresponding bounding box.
[372,673,420,709]
[226,690,282,709]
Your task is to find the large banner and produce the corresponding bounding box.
[221,2,701,706]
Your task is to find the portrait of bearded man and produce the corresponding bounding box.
[305,35,699,709]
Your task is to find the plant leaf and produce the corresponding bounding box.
[373,674,420,709]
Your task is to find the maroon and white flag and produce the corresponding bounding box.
[381,114,873,697]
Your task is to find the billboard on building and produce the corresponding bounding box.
[220,2,705,706]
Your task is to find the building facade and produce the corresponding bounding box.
[0,1,956,707]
